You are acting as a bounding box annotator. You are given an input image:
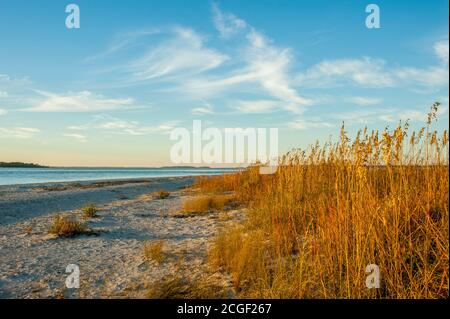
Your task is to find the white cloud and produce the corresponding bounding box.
[0,127,40,139]
[129,27,228,81]
[0,91,7,98]
[288,119,333,130]
[0,74,11,82]
[334,109,394,125]
[233,100,280,113]
[297,40,449,89]
[85,28,160,61]
[68,115,179,135]
[182,29,313,113]
[0,109,7,116]
[23,90,134,112]
[434,39,449,65]
[297,57,395,88]
[212,3,246,38]
[394,66,448,87]
[347,96,382,106]
[332,105,448,125]
[63,133,87,142]
[192,103,214,115]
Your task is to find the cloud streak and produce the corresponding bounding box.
[128,27,228,81]
[23,90,135,112]
[0,127,40,139]
[297,40,449,89]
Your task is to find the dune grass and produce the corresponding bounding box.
[48,215,89,237]
[147,273,230,299]
[182,194,237,214]
[204,104,448,298]
[82,204,98,219]
[154,189,170,199]
[143,240,165,264]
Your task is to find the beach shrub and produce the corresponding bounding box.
[154,189,170,199]
[182,194,237,214]
[48,215,88,237]
[82,204,98,218]
[147,273,230,299]
[143,240,165,264]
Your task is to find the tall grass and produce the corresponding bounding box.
[207,104,448,298]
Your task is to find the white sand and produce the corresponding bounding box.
[0,177,241,298]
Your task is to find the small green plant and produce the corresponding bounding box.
[82,204,98,218]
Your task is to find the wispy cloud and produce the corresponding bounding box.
[192,103,214,115]
[181,6,313,113]
[85,28,160,62]
[288,119,333,130]
[128,27,228,81]
[212,3,246,38]
[297,57,395,88]
[23,90,135,112]
[434,39,449,65]
[63,133,87,142]
[68,115,180,135]
[332,106,448,125]
[347,96,382,106]
[297,40,449,89]
[0,109,8,116]
[0,127,40,139]
[233,99,281,113]
[0,91,7,98]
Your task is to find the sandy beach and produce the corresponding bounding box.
[0,177,241,298]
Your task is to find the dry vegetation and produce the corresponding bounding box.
[147,272,231,299]
[202,104,448,298]
[82,204,98,218]
[153,189,170,199]
[48,215,89,237]
[143,240,165,264]
[182,194,237,214]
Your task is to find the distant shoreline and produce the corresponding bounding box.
[0,162,48,168]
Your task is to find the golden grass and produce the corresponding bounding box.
[205,104,449,298]
[48,215,89,237]
[182,194,237,214]
[82,204,98,218]
[153,189,170,199]
[147,273,230,299]
[143,240,165,264]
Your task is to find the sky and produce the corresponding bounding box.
[0,0,448,167]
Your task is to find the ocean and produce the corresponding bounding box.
[0,167,239,186]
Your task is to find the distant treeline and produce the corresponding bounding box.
[0,162,48,168]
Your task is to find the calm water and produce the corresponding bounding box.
[0,167,239,186]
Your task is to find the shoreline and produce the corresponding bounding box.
[0,176,195,225]
[0,167,242,187]
[0,175,239,298]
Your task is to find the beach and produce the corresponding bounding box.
[0,176,241,298]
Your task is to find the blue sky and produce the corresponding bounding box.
[0,0,448,166]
